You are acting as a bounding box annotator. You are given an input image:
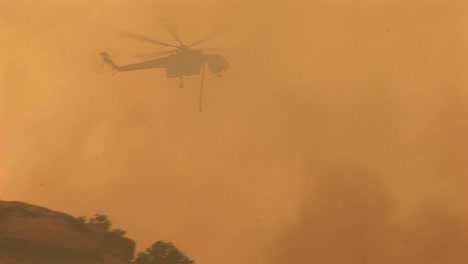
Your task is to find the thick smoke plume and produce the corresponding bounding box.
[1,0,467,263]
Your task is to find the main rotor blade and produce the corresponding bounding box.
[120,30,179,48]
[158,17,183,45]
[200,47,242,52]
[190,24,232,47]
[133,50,176,60]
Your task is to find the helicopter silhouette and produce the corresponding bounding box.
[100,18,230,90]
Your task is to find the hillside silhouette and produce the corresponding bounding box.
[0,200,192,264]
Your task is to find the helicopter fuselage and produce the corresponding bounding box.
[165,49,229,78]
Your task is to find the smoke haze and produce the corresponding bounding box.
[1,0,467,263]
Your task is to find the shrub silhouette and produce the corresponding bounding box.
[133,241,194,264]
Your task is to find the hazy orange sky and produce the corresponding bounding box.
[1,0,468,263]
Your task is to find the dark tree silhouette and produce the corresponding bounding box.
[111,228,127,237]
[88,214,112,231]
[133,241,194,264]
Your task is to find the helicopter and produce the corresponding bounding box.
[100,18,230,90]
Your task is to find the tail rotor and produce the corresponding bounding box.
[100,52,119,75]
